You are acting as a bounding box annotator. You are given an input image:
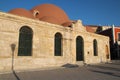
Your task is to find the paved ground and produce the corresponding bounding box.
[0,62,120,80]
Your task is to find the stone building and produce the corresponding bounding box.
[97,26,120,60]
[0,4,110,72]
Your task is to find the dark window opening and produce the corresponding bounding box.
[54,32,62,56]
[93,39,98,56]
[18,26,33,56]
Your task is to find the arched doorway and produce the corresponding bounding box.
[105,45,109,59]
[76,36,84,61]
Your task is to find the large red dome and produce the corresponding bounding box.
[31,4,72,26]
[8,8,35,19]
[8,4,72,27]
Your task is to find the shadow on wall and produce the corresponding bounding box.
[10,43,16,70]
[10,44,20,80]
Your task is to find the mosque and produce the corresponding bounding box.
[0,4,110,72]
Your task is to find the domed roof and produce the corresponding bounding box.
[31,4,71,26]
[62,22,72,27]
[40,16,60,25]
[8,8,35,19]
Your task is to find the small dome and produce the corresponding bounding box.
[31,4,70,26]
[8,8,35,19]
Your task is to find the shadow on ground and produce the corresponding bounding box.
[61,63,79,68]
[13,70,20,80]
[89,69,120,78]
[88,64,120,72]
[88,63,120,78]
[110,63,120,65]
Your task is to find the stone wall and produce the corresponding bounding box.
[0,12,110,72]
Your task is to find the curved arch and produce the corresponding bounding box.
[18,26,33,56]
[54,32,62,56]
[76,36,84,61]
[93,39,98,56]
[105,45,109,59]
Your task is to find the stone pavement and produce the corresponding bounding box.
[0,61,120,80]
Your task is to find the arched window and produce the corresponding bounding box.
[76,36,84,61]
[93,39,98,56]
[18,26,33,56]
[54,32,62,56]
